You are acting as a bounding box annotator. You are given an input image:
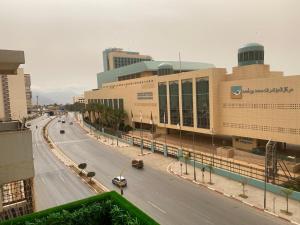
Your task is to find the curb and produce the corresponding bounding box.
[167,161,300,225]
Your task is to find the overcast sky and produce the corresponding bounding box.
[0,0,299,103]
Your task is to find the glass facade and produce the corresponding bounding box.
[108,99,113,108]
[196,77,210,129]
[181,79,193,127]
[113,99,118,109]
[158,82,168,123]
[169,81,180,125]
[119,99,124,111]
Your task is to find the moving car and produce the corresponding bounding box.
[60,129,65,134]
[69,122,73,125]
[26,122,31,128]
[112,176,127,187]
[62,120,65,123]
[132,159,144,169]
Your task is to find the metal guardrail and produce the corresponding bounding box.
[83,121,291,185]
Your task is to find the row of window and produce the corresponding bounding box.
[137,92,153,100]
[223,122,300,135]
[113,57,151,69]
[87,98,124,110]
[158,77,210,129]
[223,103,300,110]
[238,50,264,62]
[103,79,154,89]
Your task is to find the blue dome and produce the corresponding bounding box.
[238,43,264,66]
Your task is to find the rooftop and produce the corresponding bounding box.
[97,61,215,87]
[0,49,25,74]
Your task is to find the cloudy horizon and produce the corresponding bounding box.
[1,0,299,104]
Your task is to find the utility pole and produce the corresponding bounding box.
[264,139,271,209]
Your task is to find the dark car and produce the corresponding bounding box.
[69,122,73,125]
[60,130,65,134]
[62,120,66,123]
[112,176,127,187]
[132,159,144,169]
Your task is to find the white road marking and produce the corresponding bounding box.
[54,139,90,144]
[147,201,167,214]
[59,174,65,183]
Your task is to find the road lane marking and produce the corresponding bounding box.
[147,201,167,214]
[59,174,66,183]
[54,139,90,145]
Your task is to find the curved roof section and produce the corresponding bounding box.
[97,61,215,88]
[238,43,264,53]
[158,63,173,69]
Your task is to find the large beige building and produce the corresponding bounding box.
[0,50,35,221]
[85,44,300,150]
[73,95,85,104]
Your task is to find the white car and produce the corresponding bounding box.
[112,176,127,187]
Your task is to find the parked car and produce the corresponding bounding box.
[26,122,31,128]
[60,130,65,134]
[62,120,65,123]
[112,176,127,187]
[132,159,144,169]
[58,119,61,122]
[69,122,73,125]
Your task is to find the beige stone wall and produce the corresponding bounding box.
[219,74,300,145]
[8,68,28,120]
[85,76,158,125]
[0,69,27,121]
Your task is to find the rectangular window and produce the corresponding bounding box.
[169,81,180,125]
[104,99,108,107]
[113,99,118,109]
[181,79,193,127]
[119,99,124,110]
[196,77,210,129]
[158,82,168,123]
[108,99,113,108]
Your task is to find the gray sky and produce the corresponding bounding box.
[0,0,299,103]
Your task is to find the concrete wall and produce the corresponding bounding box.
[0,129,34,185]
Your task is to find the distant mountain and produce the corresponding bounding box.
[31,86,88,105]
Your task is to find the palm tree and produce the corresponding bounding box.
[280,188,294,215]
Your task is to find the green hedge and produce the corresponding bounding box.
[1,192,159,225]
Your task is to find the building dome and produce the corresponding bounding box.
[238,43,264,66]
[158,63,174,76]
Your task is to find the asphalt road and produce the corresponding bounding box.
[30,116,94,211]
[48,115,289,225]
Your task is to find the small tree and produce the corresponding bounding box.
[280,188,294,215]
[239,178,248,198]
[184,153,190,175]
[87,171,96,183]
[206,164,214,185]
[78,163,87,175]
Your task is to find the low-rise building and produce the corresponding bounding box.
[73,95,85,104]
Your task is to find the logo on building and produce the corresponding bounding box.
[231,86,242,99]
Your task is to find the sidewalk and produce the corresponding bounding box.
[170,161,300,224]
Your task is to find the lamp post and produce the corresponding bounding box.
[140,111,143,155]
[193,131,196,181]
[211,127,215,166]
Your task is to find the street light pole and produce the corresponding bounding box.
[193,131,196,181]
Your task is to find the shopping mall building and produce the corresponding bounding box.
[85,44,300,151]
